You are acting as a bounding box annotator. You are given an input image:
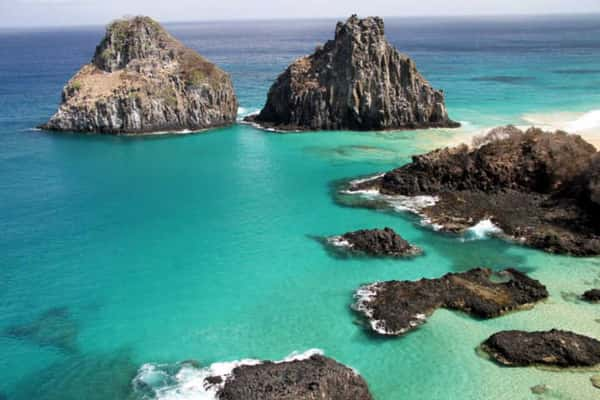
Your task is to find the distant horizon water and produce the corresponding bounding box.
[2,12,600,30]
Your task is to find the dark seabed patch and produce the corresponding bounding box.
[9,350,138,400]
[415,227,530,273]
[2,307,79,353]
[304,145,402,165]
[471,76,536,84]
[552,68,600,75]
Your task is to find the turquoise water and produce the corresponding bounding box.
[1,16,600,399]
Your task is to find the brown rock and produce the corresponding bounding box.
[215,354,373,400]
[346,126,600,255]
[482,330,600,368]
[41,17,237,134]
[246,15,459,131]
[353,268,548,336]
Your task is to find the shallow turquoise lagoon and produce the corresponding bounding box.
[1,15,599,400]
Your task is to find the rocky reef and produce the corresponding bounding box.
[245,15,459,131]
[583,289,600,302]
[347,126,600,255]
[481,330,600,368]
[134,351,373,400]
[353,268,548,336]
[328,227,422,257]
[2,306,78,353]
[215,353,373,400]
[41,16,237,134]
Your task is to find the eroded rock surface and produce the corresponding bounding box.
[215,354,373,400]
[353,268,548,335]
[329,227,422,257]
[583,289,600,303]
[481,330,600,367]
[246,15,458,131]
[41,16,237,134]
[347,126,600,255]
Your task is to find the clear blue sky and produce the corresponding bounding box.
[2,0,599,28]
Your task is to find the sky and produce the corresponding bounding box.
[1,0,600,28]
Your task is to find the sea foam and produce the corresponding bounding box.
[132,349,324,400]
[464,219,502,240]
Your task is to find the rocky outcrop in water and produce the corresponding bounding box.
[214,354,373,400]
[329,227,422,257]
[353,268,547,336]
[347,126,600,255]
[41,16,237,134]
[481,330,600,368]
[583,289,600,303]
[245,15,459,131]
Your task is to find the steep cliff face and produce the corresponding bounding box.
[247,15,458,131]
[41,17,238,134]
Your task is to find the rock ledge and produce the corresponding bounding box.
[353,268,548,335]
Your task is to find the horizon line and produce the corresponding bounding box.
[1,11,598,31]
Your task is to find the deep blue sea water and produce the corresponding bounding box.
[1,15,600,400]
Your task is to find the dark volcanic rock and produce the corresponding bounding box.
[353,268,548,336]
[347,126,600,255]
[215,354,373,400]
[41,16,237,134]
[481,330,600,368]
[330,227,422,257]
[583,289,600,302]
[246,15,459,131]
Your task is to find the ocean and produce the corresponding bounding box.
[1,15,600,400]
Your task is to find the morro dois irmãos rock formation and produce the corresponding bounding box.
[41,16,237,134]
[246,15,459,131]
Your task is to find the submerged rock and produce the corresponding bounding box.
[481,330,600,368]
[3,306,78,353]
[246,15,459,131]
[328,227,422,257]
[592,374,600,389]
[347,126,600,255]
[216,354,373,400]
[10,351,138,400]
[353,268,548,336]
[41,16,237,134]
[583,289,600,302]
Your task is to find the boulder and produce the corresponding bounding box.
[481,330,600,368]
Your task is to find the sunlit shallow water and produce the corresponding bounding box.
[1,15,600,400]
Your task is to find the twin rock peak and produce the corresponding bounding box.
[42,15,459,135]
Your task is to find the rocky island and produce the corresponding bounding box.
[214,353,373,400]
[353,268,548,336]
[134,351,373,400]
[245,15,459,131]
[481,330,600,368]
[347,126,600,255]
[327,227,422,257]
[41,16,237,134]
